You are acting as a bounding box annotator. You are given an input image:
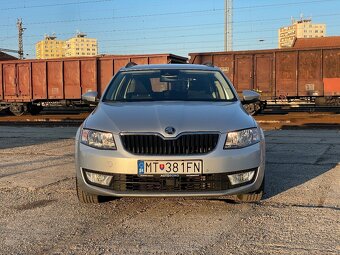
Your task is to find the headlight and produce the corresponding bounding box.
[224,128,260,149]
[81,128,116,150]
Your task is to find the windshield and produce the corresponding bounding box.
[103,69,236,102]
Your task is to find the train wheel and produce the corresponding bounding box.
[243,103,255,115]
[9,104,27,116]
[243,102,261,115]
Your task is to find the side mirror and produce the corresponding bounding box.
[82,91,99,104]
[242,90,260,103]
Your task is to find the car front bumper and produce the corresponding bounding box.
[75,132,265,197]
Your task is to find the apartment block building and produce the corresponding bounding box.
[36,35,65,59]
[64,32,98,57]
[278,18,326,48]
[36,32,98,59]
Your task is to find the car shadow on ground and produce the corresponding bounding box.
[263,162,338,200]
[262,132,339,200]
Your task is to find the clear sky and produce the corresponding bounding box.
[0,0,339,59]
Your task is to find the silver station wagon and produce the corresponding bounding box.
[75,63,265,203]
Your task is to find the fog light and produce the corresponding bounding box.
[228,171,255,185]
[85,171,112,186]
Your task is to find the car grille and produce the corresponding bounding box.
[120,133,219,155]
[109,173,230,192]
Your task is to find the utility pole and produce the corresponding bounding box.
[224,0,233,51]
[17,18,26,59]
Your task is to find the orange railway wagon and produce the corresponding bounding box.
[0,54,187,115]
[189,47,340,111]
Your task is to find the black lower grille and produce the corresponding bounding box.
[120,133,219,155]
[108,173,230,192]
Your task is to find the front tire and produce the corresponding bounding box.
[76,179,100,203]
[236,177,264,203]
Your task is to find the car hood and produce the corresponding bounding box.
[84,101,256,136]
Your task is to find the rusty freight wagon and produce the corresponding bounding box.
[0,53,187,115]
[190,47,340,112]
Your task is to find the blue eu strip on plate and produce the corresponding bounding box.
[138,160,144,175]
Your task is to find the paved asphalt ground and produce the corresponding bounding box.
[0,126,339,255]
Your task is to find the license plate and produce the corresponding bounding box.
[137,160,202,175]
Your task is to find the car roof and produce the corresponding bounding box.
[120,64,219,72]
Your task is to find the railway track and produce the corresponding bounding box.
[255,112,340,130]
[261,104,340,114]
[0,107,89,126]
[0,109,339,130]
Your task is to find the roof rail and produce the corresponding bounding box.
[125,62,137,68]
[202,62,214,67]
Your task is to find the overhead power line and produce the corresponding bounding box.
[0,1,338,27]
[0,0,336,12]
[0,12,339,32]
[2,23,340,46]
[100,38,274,49]
[1,0,339,56]
[0,0,113,11]
[233,0,338,9]
[99,41,276,53]
[0,13,339,39]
